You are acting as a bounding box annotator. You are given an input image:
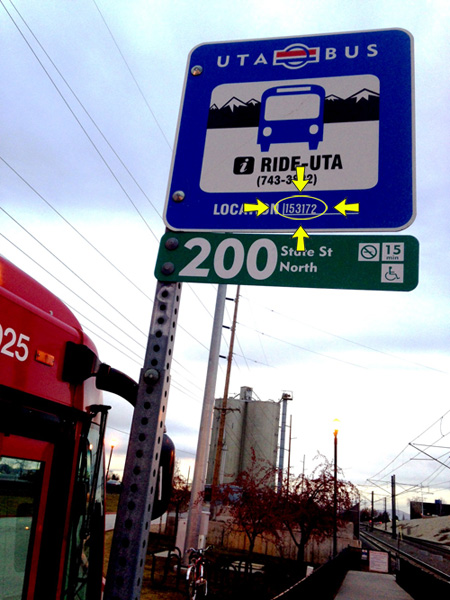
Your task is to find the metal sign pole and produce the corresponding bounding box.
[183,284,227,557]
[104,280,182,600]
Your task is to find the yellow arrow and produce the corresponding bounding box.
[293,166,309,193]
[292,226,310,251]
[243,198,269,217]
[334,198,360,217]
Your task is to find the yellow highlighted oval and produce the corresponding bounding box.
[274,194,328,221]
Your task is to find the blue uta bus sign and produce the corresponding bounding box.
[164,29,415,233]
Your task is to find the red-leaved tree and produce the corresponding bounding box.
[279,456,358,563]
[214,450,281,565]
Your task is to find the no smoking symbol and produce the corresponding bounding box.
[358,243,380,262]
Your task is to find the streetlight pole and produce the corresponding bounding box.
[106,443,115,481]
[333,420,339,558]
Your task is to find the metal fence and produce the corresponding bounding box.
[268,549,351,600]
[396,556,450,600]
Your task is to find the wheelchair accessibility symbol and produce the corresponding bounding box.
[381,264,404,283]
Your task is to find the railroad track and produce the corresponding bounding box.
[369,526,450,556]
[360,529,450,582]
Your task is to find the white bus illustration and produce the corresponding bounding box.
[257,84,325,152]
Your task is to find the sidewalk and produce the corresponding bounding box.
[335,571,414,600]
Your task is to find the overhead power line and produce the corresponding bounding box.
[0,199,214,361]
[0,157,155,304]
[0,229,148,344]
[242,295,449,375]
[238,321,368,370]
[369,408,450,481]
[2,0,160,240]
[1,157,217,356]
[1,206,147,339]
[2,3,224,358]
[8,0,165,222]
[91,0,173,152]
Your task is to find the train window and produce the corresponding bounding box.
[0,456,43,599]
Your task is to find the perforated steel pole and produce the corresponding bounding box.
[104,280,182,600]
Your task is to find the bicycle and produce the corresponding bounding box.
[186,545,213,600]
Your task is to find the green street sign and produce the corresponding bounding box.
[155,232,419,291]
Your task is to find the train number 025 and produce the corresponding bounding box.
[0,325,30,362]
[178,238,278,281]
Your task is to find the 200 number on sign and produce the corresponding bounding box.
[179,237,278,281]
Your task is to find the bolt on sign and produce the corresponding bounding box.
[163,29,415,233]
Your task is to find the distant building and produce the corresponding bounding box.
[410,500,450,519]
[206,386,280,485]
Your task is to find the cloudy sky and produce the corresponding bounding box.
[1,0,449,514]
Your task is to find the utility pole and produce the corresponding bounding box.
[371,491,374,531]
[384,496,387,531]
[277,391,293,493]
[211,286,240,497]
[300,454,306,494]
[391,475,397,540]
[287,414,292,493]
[333,426,338,557]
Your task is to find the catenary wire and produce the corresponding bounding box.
[369,408,450,481]
[1,206,147,339]
[8,0,163,220]
[242,295,449,375]
[91,0,173,152]
[2,3,309,482]
[237,321,368,370]
[3,2,228,368]
[0,230,149,344]
[0,161,215,353]
[4,1,217,329]
[1,0,160,241]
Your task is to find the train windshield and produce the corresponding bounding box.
[0,437,52,600]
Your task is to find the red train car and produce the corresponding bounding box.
[0,256,141,599]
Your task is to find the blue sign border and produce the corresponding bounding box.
[164,29,414,233]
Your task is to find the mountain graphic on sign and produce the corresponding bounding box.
[207,89,380,129]
[348,88,379,102]
[208,97,261,128]
[222,97,249,111]
[324,89,379,123]
[325,94,342,102]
